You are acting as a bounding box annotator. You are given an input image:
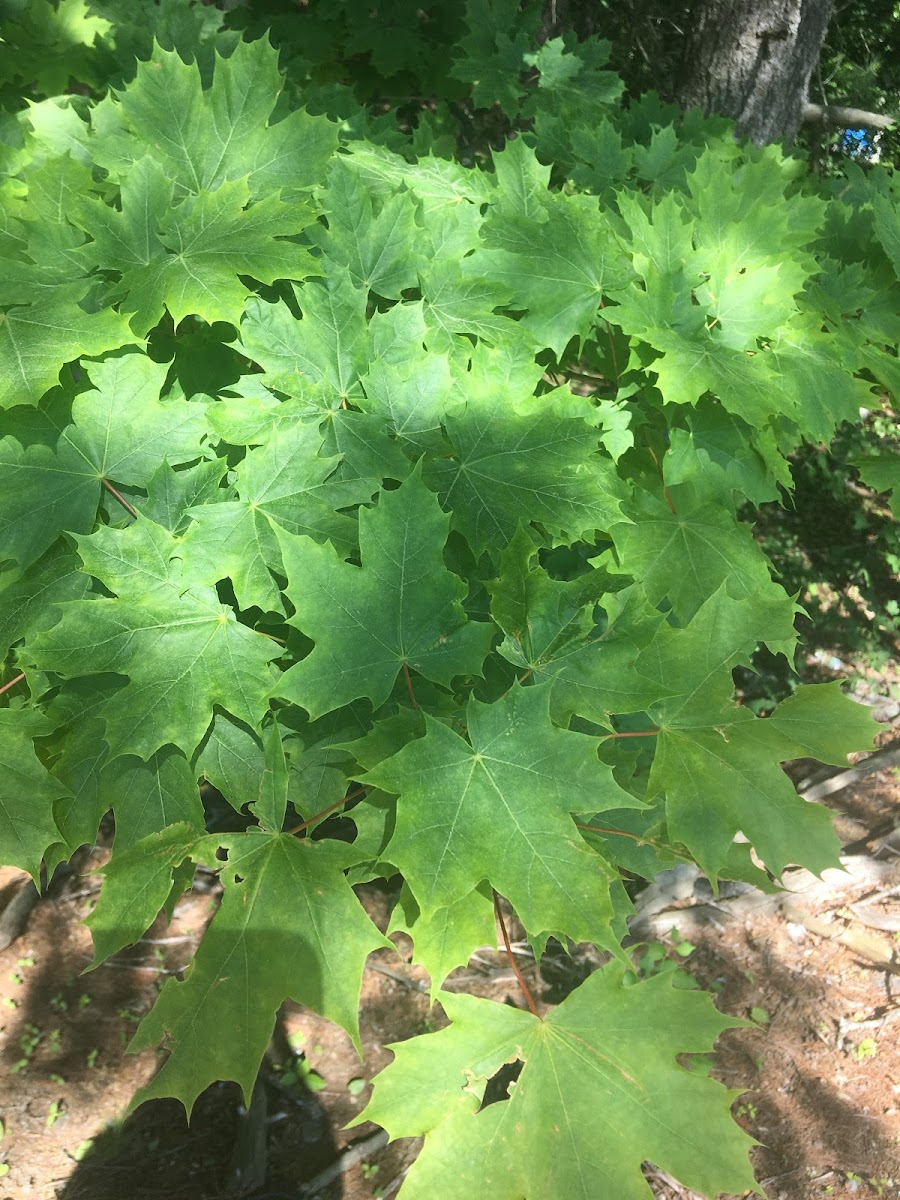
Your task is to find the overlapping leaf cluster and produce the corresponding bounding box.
[0,25,894,1199]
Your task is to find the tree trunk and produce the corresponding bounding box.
[677,0,835,145]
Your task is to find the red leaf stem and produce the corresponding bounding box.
[493,891,541,1020]
[101,478,139,519]
[0,672,26,698]
[288,786,367,836]
[402,661,419,710]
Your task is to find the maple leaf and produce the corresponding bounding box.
[126,829,390,1114]
[0,546,91,659]
[450,0,535,115]
[28,516,280,761]
[426,406,628,555]
[389,883,496,993]
[612,487,791,621]
[851,454,900,517]
[488,528,666,724]
[465,183,630,355]
[195,712,266,815]
[313,156,421,300]
[0,353,210,569]
[179,422,377,612]
[364,683,637,946]
[420,258,514,352]
[662,401,786,506]
[92,37,338,199]
[76,173,318,335]
[274,468,494,718]
[360,348,457,454]
[40,675,202,856]
[361,963,757,1200]
[635,588,843,878]
[240,267,368,402]
[85,823,201,967]
[0,710,68,879]
[0,299,134,409]
[735,680,879,767]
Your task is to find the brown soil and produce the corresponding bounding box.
[0,739,898,1200]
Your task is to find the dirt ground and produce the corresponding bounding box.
[0,709,898,1200]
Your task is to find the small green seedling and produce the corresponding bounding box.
[852,1037,877,1061]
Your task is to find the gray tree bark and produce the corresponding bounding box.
[677,0,835,145]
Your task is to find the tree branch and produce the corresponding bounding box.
[803,101,896,130]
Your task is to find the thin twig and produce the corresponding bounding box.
[605,728,658,739]
[287,787,367,837]
[367,961,428,993]
[299,1128,389,1197]
[0,672,26,698]
[255,630,287,645]
[493,892,541,1019]
[101,477,139,519]
[577,821,652,845]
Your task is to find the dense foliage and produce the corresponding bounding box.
[1,3,898,1196]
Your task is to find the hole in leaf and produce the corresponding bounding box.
[479,1059,523,1110]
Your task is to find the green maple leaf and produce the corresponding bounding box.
[274,469,494,719]
[252,719,288,833]
[71,155,173,276]
[313,156,421,300]
[488,529,665,723]
[78,176,318,336]
[0,710,68,879]
[767,320,872,443]
[73,513,182,599]
[449,0,533,115]
[319,407,411,484]
[635,589,841,878]
[85,823,201,967]
[662,401,785,506]
[360,348,457,454]
[361,963,756,1200]
[94,37,338,199]
[195,712,266,815]
[29,516,280,761]
[420,258,514,353]
[0,0,111,97]
[0,545,91,659]
[426,406,628,556]
[487,135,551,224]
[389,882,496,993]
[239,267,368,402]
[735,680,879,766]
[105,748,204,852]
[0,353,209,569]
[850,454,900,517]
[0,299,134,409]
[179,422,376,612]
[142,458,229,535]
[128,829,390,1114]
[43,674,204,855]
[465,187,629,355]
[613,487,790,621]
[364,683,637,946]
[873,193,900,275]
